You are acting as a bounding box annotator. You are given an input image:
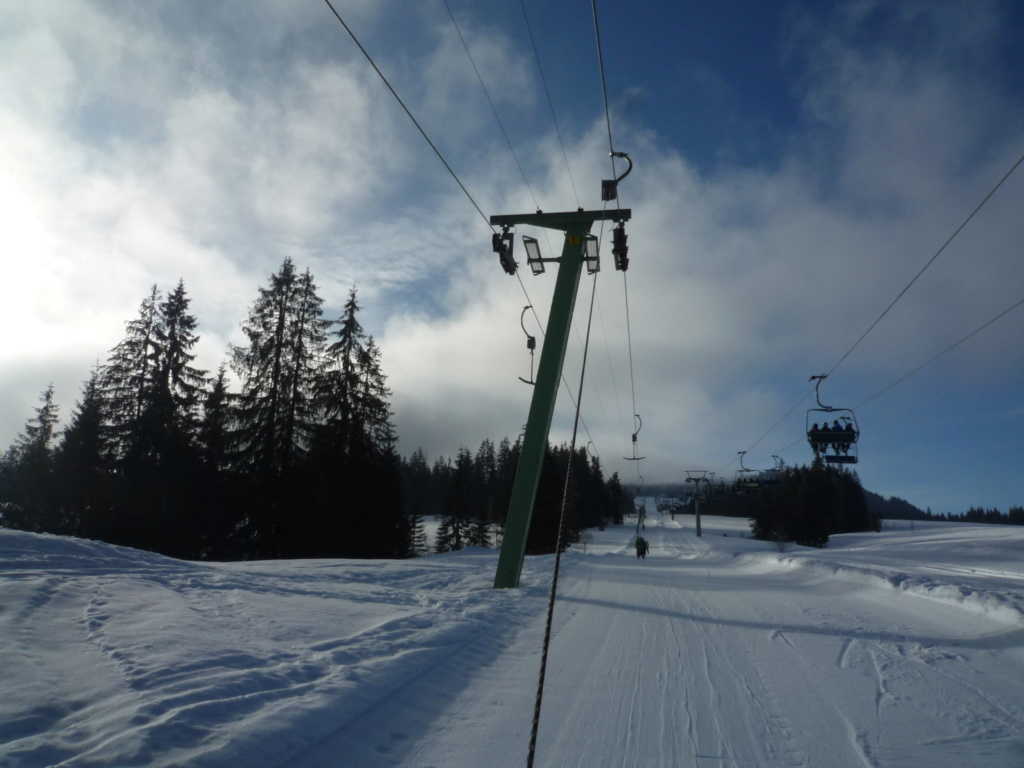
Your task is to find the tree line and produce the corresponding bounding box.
[749,461,879,548]
[657,461,878,548]
[0,259,629,561]
[402,440,628,556]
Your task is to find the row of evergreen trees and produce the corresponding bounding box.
[935,506,1024,525]
[749,460,878,548]
[1,258,631,561]
[402,440,628,555]
[0,259,406,560]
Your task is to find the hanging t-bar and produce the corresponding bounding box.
[518,305,536,385]
[624,413,645,460]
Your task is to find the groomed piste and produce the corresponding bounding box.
[4,501,1024,767]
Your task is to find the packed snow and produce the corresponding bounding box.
[3,501,1024,767]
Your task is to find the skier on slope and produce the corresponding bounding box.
[635,536,648,560]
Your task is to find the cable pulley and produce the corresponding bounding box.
[493,225,516,275]
[611,221,629,271]
[518,305,537,385]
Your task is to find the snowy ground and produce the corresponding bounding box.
[3,502,1024,767]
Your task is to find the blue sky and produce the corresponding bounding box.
[2,0,1022,515]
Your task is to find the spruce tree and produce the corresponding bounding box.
[154,280,208,449]
[436,447,476,552]
[308,286,409,558]
[2,385,61,533]
[192,365,239,558]
[402,448,433,523]
[55,371,112,540]
[100,285,161,466]
[231,259,328,555]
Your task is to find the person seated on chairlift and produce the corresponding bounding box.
[831,420,844,455]
[819,421,831,453]
[809,423,822,453]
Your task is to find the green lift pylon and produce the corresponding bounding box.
[492,208,631,589]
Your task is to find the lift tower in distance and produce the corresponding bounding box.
[491,208,631,589]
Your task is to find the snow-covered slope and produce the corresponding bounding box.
[3,507,1024,767]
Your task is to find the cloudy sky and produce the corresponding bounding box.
[2,0,1023,515]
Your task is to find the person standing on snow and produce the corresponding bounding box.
[635,536,648,559]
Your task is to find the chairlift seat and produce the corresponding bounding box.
[824,455,858,464]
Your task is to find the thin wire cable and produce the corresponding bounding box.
[525,249,600,768]
[321,0,494,231]
[590,4,637,466]
[591,0,620,188]
[738,149,1024,461]
[828,150,1024,377]
[442,0,542,212]
[518,0,581,208]
[591,0,614,157]
[853,294,1024,410]
[758,294,1024,469]
[721,389,815,472]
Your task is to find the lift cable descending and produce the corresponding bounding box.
[320,0,493,232]
[827,150,1024,380]
[518,0,580,208]
[441,0,542,213]
[727,150,1024,468]
[853,293,1024,411]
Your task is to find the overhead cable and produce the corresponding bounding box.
[591,0,620,189]
[443,1,542,212]
[518,0,581,208]
[828,150,1024,377]
[321,0,493,231]
[736,149,1024,464]
[854,294,1024,410]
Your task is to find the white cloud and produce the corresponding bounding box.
[1,0,1022,513]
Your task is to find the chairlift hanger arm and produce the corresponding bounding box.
[809,373,832,410]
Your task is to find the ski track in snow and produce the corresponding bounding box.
[3,511,1024,767]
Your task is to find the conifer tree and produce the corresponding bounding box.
[402,448,433,523]
[55,371,112,539]
[306,286,409,558]
[409,510,429,556]
[100,286,162,466]
[91,282,210,554]
[474,439,499,528]
[607,472,626,526]
[231,259,329,554]
[153,280,208,451]
[436,447,477,552]
[2,385,61,532]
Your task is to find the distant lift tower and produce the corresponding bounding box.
[492,208,631,589]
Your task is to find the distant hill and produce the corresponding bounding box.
[863,490,928,519]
